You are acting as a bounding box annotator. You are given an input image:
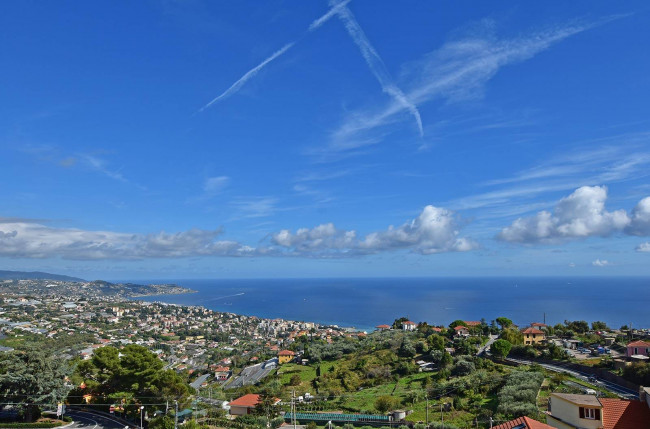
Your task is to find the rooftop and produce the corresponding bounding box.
[552,393,601,407]
[492,416,554,429]
[600,398,650,429]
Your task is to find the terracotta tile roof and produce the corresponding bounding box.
[626,340,650,347]
[521,327,545,335]
[531,323,548,327]
[376,324,391,329]
[278,349,295,356]
[600,398,650,429]
[229,394,261,408]
[403,321,416,325]
[464,321,481,326]
[432,327,442,332]
[454,325,469,331]
[493,416,554,429]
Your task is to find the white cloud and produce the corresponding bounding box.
[203,176,230,195]
[626,197,650,236]
[636,242,650,253]
[271,205,477,256]
[592,259,610,267]
[497,186,631,243]
[0,221,252,260]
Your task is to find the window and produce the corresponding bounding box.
[579,407,600,420]
[635,347,638,354]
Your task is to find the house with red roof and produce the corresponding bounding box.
[521,327,545,345]
[546,392,650,429]
[464,321,481,327]
[214,366,231,381]
[402,321,416,331]
[493,416,553,429]
[454,325,470,336]
[626,340,650,357]
[228,394,281,416]
[375,324,391,331]
[278,349,296,364]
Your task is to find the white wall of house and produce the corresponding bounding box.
[547,396,602,429]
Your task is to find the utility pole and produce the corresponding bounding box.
[440,403,444,429]
[489,416,493,428]
[425,397,429,429]
[174,400,178,429]
[291,390,297,429]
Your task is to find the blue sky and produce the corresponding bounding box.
[2,1,650,280]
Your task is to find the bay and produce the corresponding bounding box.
[128,277,650,332]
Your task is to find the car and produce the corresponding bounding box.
[588,375,598,382]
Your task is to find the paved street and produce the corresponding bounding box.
[477,334,499,356]
[190,373,210,390]
[66,410,134,429]
[505,357,639,399]
[225,357,278,389]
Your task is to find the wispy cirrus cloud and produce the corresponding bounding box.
[448,141,650,217]
[323,18,613,156]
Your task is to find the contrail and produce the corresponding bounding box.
[309,0,352,31]
[199,42,295,112]
[328,0,423,136]
[199,2,350,113]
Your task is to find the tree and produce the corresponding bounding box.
[0,346,72,422]
[495,317,513,330]
[289,374,302,386]
[565,320,589,334]
[500,328,523,345]
[392,317,409,330]
[448,320,468,329]
[490,339,512,359]
[427,334,446,351]
[592,321,609,331]
[148,416,175,429]
[375,395,397,413]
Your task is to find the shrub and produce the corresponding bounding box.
[497,370,543,418]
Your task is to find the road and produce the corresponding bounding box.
[477,334,499,356]
[505,357,639,399]
[226,357,278,389]
[190,373,210,390]
[66,410,133,429]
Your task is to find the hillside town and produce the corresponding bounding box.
[2,279,650,428]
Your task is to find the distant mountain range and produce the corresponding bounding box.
[0,270,85,282]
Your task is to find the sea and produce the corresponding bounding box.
[127,277,650,332]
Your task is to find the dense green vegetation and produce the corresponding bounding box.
[0,346,72,422]
[69,345,193,417]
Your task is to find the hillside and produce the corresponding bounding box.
[0,270,85,282]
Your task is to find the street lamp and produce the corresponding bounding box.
[140,406,145,429]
